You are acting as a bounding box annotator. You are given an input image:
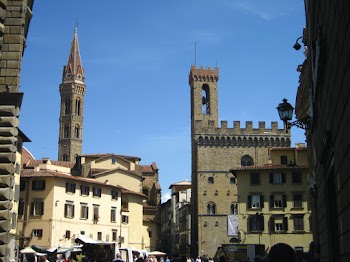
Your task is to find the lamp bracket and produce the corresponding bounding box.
[286,117,310,130]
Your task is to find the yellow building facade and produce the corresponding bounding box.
[230,145,312,253]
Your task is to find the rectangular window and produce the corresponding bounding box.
[64,202,75,218]
[66,182,76,194]
[292,172,302,184]
[293,193,303,208]
[93,205,99,222]
[148,231,152,238]
[270,194,287,208]
[293,216,304,231]
[33,229,43,237]
[248,194,264,209]
[270,216,288,233]
[98,232,102,241]
[111,190,118,200]
[80,204,89,219]
[31,201,44,216]
[93,187,101,197]
[81,185,89,196]
[66,230,71,239]
[208,177,214,184]
[111,207,117,222]
[269,173,286,184]
[248,215,264,232]
[122,215,128,224]
[250,173,260,185]
[32,180,46,191]
[18,200,24,216]
[20,181,26,191]
[280,155,288,165]
[112,230,118,241]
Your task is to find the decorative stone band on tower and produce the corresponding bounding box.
[189,65,219,85]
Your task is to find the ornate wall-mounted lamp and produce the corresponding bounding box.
[277,98,310,132]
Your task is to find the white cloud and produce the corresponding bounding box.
[162,191,171,203]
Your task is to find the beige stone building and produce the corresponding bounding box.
[189,65,291,257]
[18,149,161,252]
[230,145,312,254]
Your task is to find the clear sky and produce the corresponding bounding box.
[19,0,307,203]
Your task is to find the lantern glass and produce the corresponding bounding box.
[277,98,294,121]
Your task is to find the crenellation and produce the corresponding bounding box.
[246,121,253,131]
[221,121,227,129]
[195,120,288,136]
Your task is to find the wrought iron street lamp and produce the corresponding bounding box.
[277,98,310,132]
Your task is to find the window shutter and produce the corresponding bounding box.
[282,173,286,183]
[66,230,71,239]
[247,217,252,233]
[283,216,288,231]
[260,216,265,231]
[260,195,264,208]
[269,173,273,184]
[283,194,287,207]
[66,182,68,191]
[32,182,35,190]
[73,184,76,193]
[64,204,68,217]
[31,203,34,215]
[43,181,46,190]
[72,205,75,217]
[248,195,252,208]
[39,230,43,237]
[269,217,275,233]
[270,195,274,208]
[41,202,44,215]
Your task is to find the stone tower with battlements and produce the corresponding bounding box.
[58,26,86,162]
[189,65,291,257]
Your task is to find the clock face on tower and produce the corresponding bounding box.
[77,74,82,80]
[66,73,72,79]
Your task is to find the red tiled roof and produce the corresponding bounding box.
[21,147,35,167]
[140,162,159,173]
[91,167,140,177]
[81,153,141,161]
[24,159,75,169]
[230,164,309,171]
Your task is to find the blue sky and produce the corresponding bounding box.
[19,1,307,203]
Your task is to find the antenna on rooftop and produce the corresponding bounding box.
[194,41,197,66]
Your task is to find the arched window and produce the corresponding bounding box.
[241,155,254,166]
[65,99,71,115]
[75,98,81,116]
[75,125,80,138]
[207,202,216,215]
[202,84,210,114]
[230,202,238,215]
[64,125,69,138]
[63,154,68,161]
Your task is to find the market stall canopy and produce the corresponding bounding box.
[20,247,36,254]
[148,251,166,256]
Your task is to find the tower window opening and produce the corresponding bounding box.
[75,98,81,116]
[75,125,80,138]
[63,154,68,161]
[64,125,70,138]
[202,84,210,114]
[65,98,71,115]
[241,155,254,166]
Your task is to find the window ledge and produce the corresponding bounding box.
[292,230,305,234]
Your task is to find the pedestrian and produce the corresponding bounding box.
[113,253,125,262]
[268,243,296,262]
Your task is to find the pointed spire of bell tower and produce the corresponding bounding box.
[58,25,86,163]
[62,25,84,82]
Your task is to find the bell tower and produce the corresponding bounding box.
[189,65,219,129]
[58,26,86,162]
